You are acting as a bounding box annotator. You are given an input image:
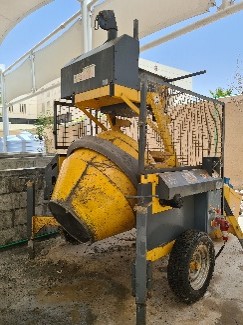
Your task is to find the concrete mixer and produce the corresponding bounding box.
[27,10,243,325]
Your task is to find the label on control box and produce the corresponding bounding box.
[73,64,96,83]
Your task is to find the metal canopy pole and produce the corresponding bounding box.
[0,70,9,152]
[81,0,92,52]
[141,0,243,52]
[81,0,100,52]
[30,51,36,93]
[81,0,89,52]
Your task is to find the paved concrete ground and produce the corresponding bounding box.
[0,231,242,325]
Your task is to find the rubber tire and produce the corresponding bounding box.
[167,229,215,304]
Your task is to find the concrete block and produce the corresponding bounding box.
[0,228,17,245]
[34,176,45,191]
[41,203,52,216]
[14,208,27,226]
[6,176,27,194]
[0,155,53,171]
[18,192,28,209]
[36,190,44,206]
[0,163,50,245]
[0,210,13,230]
[35,205,45,216]
[14,224,27,242]
[0,225,26,246]
[0,177,10,195]
[0,193,13,211]
[0,168,45,194]
[0,192,29,210]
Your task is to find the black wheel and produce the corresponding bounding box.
[167,229,215,304]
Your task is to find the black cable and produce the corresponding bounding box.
[215,243,226,259]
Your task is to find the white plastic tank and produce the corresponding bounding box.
[17,131,46,153]
[17,131,34,152]
[6,135,22,153]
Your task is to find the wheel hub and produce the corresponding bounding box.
[189,244,210,290]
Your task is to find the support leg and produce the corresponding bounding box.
[136,304,146,325]
[135,203,148,325]
[134,183,152,325]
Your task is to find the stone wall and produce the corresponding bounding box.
[0,154,53,170]
[0,154,54,246]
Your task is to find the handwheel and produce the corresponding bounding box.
[167,229,215,304]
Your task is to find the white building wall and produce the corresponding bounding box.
[36,78,61,116]
[8,96,38,120]
[139,58,192,90]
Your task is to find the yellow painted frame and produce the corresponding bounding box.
[146,241,175,262]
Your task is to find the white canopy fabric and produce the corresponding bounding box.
[92,0,215,47]
[0,0,54,45]
[2,0,216,103]
[4,19,83,102]
[0,0,215,48]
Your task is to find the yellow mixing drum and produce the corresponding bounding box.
[49,131,138,242]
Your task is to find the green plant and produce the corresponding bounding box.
[34,113,53,140]
[209,87,233,99]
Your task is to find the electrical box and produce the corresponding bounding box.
[61,34,139,98]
